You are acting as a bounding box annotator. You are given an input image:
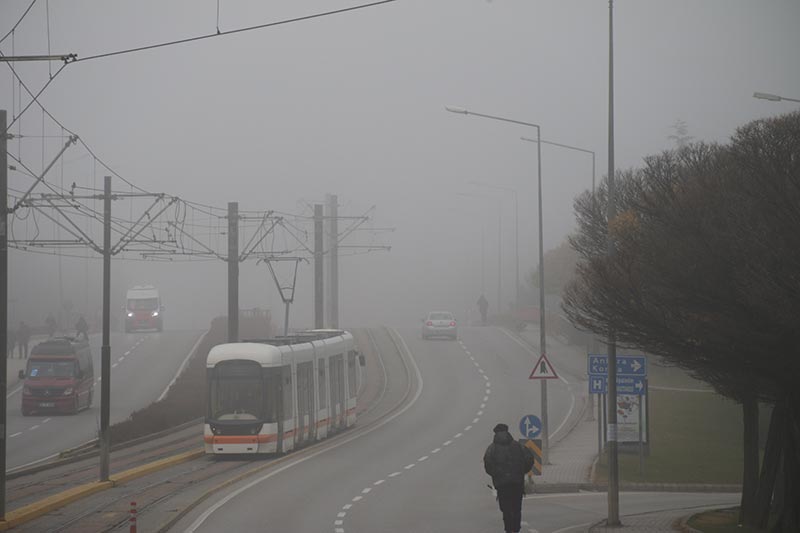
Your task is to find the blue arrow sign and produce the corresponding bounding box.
[588,355,647,377]
[519,414,542,438]
[587,376,646,395]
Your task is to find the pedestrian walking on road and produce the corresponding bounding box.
[484,423,535,533]
[75,315,89,340]
[477,294,489,325]
[17,321,31,359]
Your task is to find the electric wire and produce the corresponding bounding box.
[0,0,38,45]
[73,0,401,64]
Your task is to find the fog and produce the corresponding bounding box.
[2,0,798,332]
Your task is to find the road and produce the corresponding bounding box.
[174,325,628,532]
[5,329,202,470]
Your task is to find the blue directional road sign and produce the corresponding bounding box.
[588,355,647,377]
[587,376,646,395]
[519,414,542,439]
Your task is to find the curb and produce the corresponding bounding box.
[0,449,203,531]
[531,482,742,494]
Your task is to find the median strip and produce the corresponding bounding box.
[0,449,204,531]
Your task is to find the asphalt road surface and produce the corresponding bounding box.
[6,329,202,470]
[175,325,695,533]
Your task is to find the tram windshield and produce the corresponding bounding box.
[208,360,263,420]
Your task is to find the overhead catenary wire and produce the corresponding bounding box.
[72,0,401,64]
[0,0,38,46]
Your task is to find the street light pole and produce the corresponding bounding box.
[457,192,502,316]
[470,182,519,311]
[446,105,549,461]
[606,0,621,526]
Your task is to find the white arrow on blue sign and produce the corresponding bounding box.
[519,414,542,438]
[587,375,646,395]
[588,355,647,377]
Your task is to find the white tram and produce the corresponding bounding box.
[204,330,361,454]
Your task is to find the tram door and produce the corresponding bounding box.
[330,354,345,430]
[296,362,314,444]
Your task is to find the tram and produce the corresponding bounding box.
[204,330,361,454]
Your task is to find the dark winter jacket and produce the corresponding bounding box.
[483,430,535,488]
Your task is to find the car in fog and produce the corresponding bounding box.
[125,285,164,333]
[421,311,457,340]
[20,338,94,416]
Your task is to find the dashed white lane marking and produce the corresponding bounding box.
[483,395,488,402]
[334,520,343,525]
[443,440,452,446]
[478,410,484,415]
[111,363,118,368]
[480,403,486,408]
[361,488,371,494]
[118,356,125,361]
[124,351,131,356]
[473,417,480,423]
[30,425,39,430]
[454,433,463,439]
[42,418,51,424]
[465,351,471,356]
[342,504,352,510]
[352,496,363,502]
[483,375,489,380]
[404,464,415,470]
[418,456,429,462]
[470,356,475,361]
[478,369,485,374]
[337,512,346,517]
[431,448,441,454]
[10,432,21,438]
[465,425,472,431]
[486,381,491,387]
[374,479,385,485]
[486,389,491,395]
[389,472,402,477]
[335,529,344,533]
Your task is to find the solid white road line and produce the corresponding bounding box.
[158,331,206,402]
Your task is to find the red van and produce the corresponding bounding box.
[20,338,94,416]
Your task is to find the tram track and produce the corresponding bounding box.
[10,327,412,533]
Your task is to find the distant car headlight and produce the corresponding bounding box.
[127,312,134,318]
[63,388,74,396]
[152,311,159,317]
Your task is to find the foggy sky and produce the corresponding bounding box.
[2,0,799,331]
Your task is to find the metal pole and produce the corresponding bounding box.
[314,204,324,329]
[598,393,603,458]
[284,301,290,336]
[536,124,549,463]
[329,195,339,328]
[497,205,502,315]
[514,192,519,311]
[227,202,239,343]
[638,392,644,477]
[606,0,621,525]
[99,176,111,482]
[0,109,8,519]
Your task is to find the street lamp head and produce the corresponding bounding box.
[445,105,469,115]
[753,92,782,102]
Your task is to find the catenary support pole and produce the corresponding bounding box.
[329,195,339,328]
[606,0,621,525]
[227,202,239,342]
[100,176,112,481]
[314,204,324,329]
[0,109,8,519]
[536,124,549,464]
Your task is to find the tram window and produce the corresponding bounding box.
[262,368,281,423]
[318,363,327,409]
[348,351,357,397]
[282,365,293,419]
[208,361,263,420]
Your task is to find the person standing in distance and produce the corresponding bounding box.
[483,423,535,533]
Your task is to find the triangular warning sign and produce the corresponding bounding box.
[529,353,559,380]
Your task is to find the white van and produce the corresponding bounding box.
[125,285,164,333]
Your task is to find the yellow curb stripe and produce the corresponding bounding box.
[109,449,204,485]
[0,448,205,531]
